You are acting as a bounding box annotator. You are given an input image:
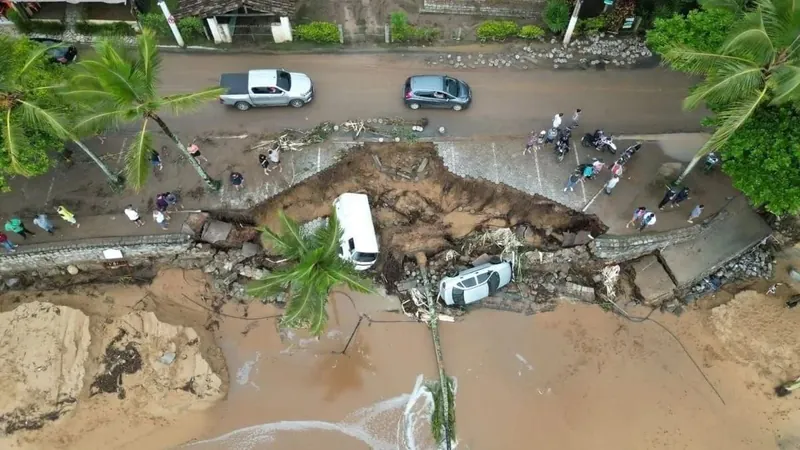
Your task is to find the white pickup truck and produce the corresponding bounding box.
[218,69,314,111]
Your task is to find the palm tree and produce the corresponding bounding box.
[663,0,800,182]
[68,29,224,191]
[0,37,122,188]
[247,211,372,336]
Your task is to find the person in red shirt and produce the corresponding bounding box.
[0,232,17,253]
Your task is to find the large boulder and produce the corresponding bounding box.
[0,302,91,434]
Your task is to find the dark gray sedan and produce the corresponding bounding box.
[403,75,472,111]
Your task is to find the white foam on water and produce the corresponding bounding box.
[185,374,450,450]
[235,352,260,386]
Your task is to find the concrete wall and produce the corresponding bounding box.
[0,234,193,275]
[420,0,544,17]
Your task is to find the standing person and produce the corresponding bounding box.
[523,131,537,155]
[268,148,282,172]
[153,210,169,230]
[258,154,270,174]
[55,205,79,227]
[670,187,691,208]
[150,150,163,173]
[604,175,620,195]
[564,173,581,192]
[33,213,55,234]
[230,172,245,191]
[592,158,605,175]
[4,217,35,240]
[552,112,564,129]
[688,204,704,223]
[571,109,581,127]
[155,194,170,213]
[638,211,657,232]
[0,232,17,253]
[611,160,624,177]
[188,143,208,163]
[124,205,145,227]
[626,207,647,228]
[658,186,677,210]
[164,192,180,210]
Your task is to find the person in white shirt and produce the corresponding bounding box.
[552,112,564,129]
[124,205,144,227]
[638,211,656,231]
[268,148,282,172]
[153,210,169,230]
[605,175,620,194]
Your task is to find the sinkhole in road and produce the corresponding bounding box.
[252,142,607,286]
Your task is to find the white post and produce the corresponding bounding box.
[157,0,184,47]
[206,17,222,43]
[279,16,292,41]
[562,0,583,47]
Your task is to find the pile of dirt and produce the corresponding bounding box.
[253,143,606,258]
[0,302,91,434]
[710,290,800,379]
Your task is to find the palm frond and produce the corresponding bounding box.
[769,63,800,103]
[325,260,373,293]
[2,109,34,175]
[276,210,309,259]
[281,276,327,333]
[662,46,758,74]
[73,109,126,135]
[698,86,770,157]
[16,100,71,140]
[77,59,142,106]
[312,210,343,261]
[699,0,748,15]
[307,282,330,336]
[246,269,295,298]
[17,43,62,79]
[159,87,226,115]
[722,9,776,65]
[125,119,152,191]
[683,66,764,109]
[134,29,161,97]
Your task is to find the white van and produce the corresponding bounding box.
[333,193,379,271]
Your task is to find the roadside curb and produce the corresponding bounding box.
[330,132,711,145]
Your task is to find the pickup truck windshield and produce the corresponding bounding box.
[277,71,291,91]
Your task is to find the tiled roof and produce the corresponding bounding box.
[175,0,296,19]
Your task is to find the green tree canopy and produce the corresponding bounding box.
[247,211,372,336]
[646,6,737,57]
[717,106,800,215]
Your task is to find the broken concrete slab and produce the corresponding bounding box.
[182,212,209,238]
[557,282,596,302]
[201,220,233,244]
[472,253,493,266]
[395,278,419,293]
[241,242,260,258]
[632,255,675,306]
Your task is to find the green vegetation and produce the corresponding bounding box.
[138,12,171,37]
[543,0,571,33]
[660,0,800,181]
[177,16,206,42]
[716,106,800,215]
[0,37,120,192]
[8,10,66,35]
[475,20,519,42]
[247,211,372,336]
[646,7,736,56]
[577,15,606,36]
[389,12,439,44]
[517,24,545,40]
[67,29,224,191]
[75,21,137,36]
[294,21,340,43]
[427,376,456,446]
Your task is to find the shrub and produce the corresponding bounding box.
[9,10,67,36]
[75,21,136,36]
[138,12,170,37]
[518,24,545,40]
[646,7,736,55]
[390,12,439,44]
[294,21,340,43]
[543,0,571,34]
[475,20,519,42]
[177,16,205,41]
[578,16,605,36]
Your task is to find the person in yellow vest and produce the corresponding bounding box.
[54,205,80,228]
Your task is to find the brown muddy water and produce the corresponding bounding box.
[2,269,798,450]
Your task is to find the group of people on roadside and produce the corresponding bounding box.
[1,206,78,253]
[122,192,180,231]
[626,186,705,232]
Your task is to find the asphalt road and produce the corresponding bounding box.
[156,52,707,138]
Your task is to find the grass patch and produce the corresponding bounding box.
[426,377,456,446]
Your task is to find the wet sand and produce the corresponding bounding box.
[3,270,798,450]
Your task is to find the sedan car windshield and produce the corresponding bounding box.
[444,78,460,97]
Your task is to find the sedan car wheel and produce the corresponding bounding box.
[452,104,463,111]
[290,99,305,108]
[409,103,420,110]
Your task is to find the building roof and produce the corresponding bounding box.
[175,0,295,19]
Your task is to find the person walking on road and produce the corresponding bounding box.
[230,172,245,191]
[188,143,208,163]
[571,109,581,127]
[658,186,677,210]
[155,194,170,213]
[626,207,647,228]
[55,205,79,227]
[604,175,620,195]
[523,131,538,155]
[164,192,180,210]
[638,211,657,232]
[124,205,145,227]
[0,232,17,253]
[5,217,35,240]
[153,210,169,230]
[268,148,282,172]
[150,150,163,173]
[564,173,581,192]
[670,187,691,208]
[258,154,270,174]
[552,112,564,129]
[688,204,704,223]
[33,213,55,234]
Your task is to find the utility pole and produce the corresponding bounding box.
[157,0,185,47]
[562,0,583,47]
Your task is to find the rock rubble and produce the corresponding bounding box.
[688,243,774,296]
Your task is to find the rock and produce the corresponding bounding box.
[66,265,80,275]
[0,302,90,433]
[240,242,260,258]
[159,352,177,365]
[5,277,20,288]
[790,268,800,282]
[456,55,462,62]
[396,278,419,293]
[238,266,268,280]
[201,220,233,244]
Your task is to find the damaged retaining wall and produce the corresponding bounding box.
[0,234,193,275]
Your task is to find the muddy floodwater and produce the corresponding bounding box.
[2,270,798,450]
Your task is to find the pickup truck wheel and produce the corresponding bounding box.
[452,104,463,111]
[408,103,420,110]
[234,102,251,111]
[289,99,305,108]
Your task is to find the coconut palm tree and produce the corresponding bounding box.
[663,0,800,182]
[247,211,372,336]
[0,37,122,188]
[68,29,224,191]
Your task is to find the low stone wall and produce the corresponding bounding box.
[590,219,718,263]
[0,234,193,275]
[420,0,543,17]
